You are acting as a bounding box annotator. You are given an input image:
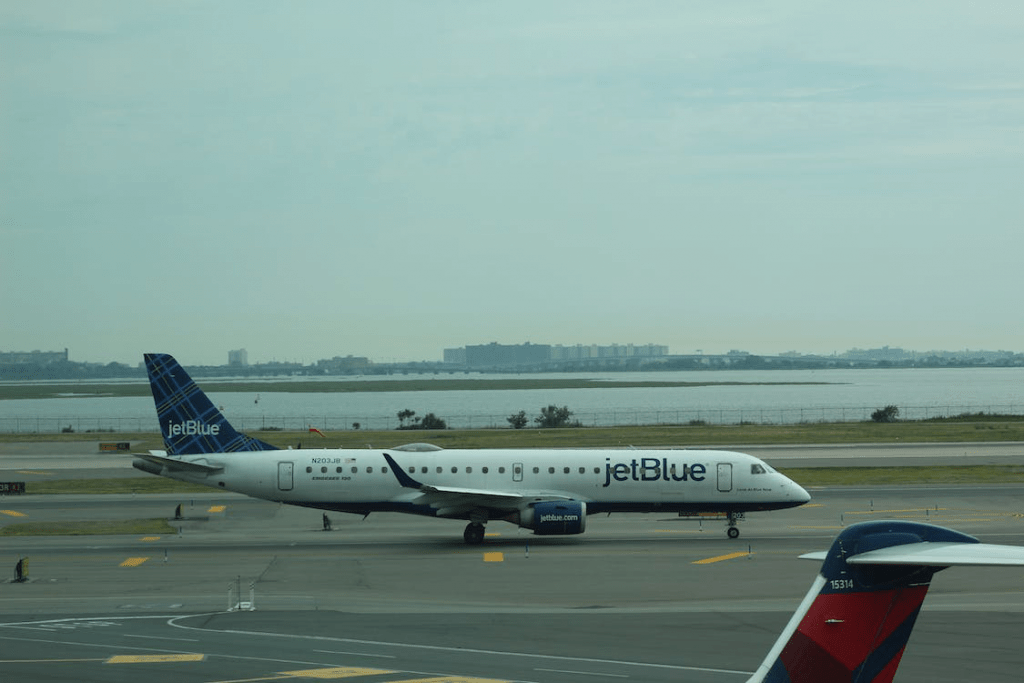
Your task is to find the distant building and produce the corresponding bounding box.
[549,343,668,361]
[444,342,668,369]
[315,355,372,373]
[443,347,467,364]
[465,342,552,368]
[549,344,600,361]
[0,349,68,364]
[843,346,911,362]
[228,349,248,367]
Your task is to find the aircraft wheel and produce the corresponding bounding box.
[727,527,740,539]
[464,523,486,545]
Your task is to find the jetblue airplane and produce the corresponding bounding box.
[749,519,1024,683]
[135,353,810,543]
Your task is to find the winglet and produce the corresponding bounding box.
[383,453,423,489]
[749,521,1024,683]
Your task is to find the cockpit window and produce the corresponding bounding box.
[751,464,766,475]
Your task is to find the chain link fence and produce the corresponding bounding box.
[1,404,1020,434]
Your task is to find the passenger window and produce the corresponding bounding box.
[451,466,458,473]
[500,467,507,474]
[321,466,327,473]
[579,467,585,474]
[306,466,312,473]
[594,467,600,474]
[482,467,488,474]
[367,467,373,473]
[533,467,539,474]
[563,467,570,474]
[336,467,342,473]
[421,467,428,474]
[408,467,415,474]
[351,466,357,474]
[466,466,473,474]
[437,467,443,474]
[548,467,555,474]
[382,467,388,474]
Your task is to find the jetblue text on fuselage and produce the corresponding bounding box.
[603,457,706,487]
[168,420,220,437]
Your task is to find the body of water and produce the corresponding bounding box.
[1,367,1022,433]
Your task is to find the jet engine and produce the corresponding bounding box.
[518,501,587,535]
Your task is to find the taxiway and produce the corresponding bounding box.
[1,443,1023,682]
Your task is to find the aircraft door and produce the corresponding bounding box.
[717,463,733,493]
[278,461,294,491]
[513,462,524,482]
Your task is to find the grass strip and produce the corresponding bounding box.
[0,518,178,536]
[25,478,213,495]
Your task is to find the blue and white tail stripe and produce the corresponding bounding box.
[145,353,277,455]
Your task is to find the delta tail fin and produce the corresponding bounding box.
[749,520,1024,683]
[144,353,277,455]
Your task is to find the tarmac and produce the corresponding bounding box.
[1,442,1023,682]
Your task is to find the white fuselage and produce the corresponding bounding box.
[151,447,809,519]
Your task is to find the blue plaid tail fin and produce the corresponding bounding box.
[144,353,277,455]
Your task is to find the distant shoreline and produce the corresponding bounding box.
[0,378,835,401]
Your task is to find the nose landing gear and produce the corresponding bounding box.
[726,511,744,539]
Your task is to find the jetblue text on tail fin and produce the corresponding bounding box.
[144,353,276,455]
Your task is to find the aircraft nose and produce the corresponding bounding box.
[788,480,811,504]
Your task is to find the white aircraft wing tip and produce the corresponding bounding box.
[799,551,828,561]
[846,541,1024,566]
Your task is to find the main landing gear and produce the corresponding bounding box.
[463,510,489,544]
[726,511,744,539]
[463,522,486,545]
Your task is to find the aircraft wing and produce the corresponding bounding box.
[800,541,1024,566]
[383,453,573,513]
[132,450,224,475]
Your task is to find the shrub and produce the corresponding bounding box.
[398,412,447,430]
[535,405,578,428]
[871,405,900,423]
[507,411,529,429]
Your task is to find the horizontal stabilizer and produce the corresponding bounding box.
[798,551,827,561]
[847,541,1024,566]
[800,540,1024,567]
[133,450,224,474]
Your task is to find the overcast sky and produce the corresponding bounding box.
[3,2,1022,366]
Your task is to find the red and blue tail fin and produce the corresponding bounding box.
[144,353,277,455]
[749,520,1024,683]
